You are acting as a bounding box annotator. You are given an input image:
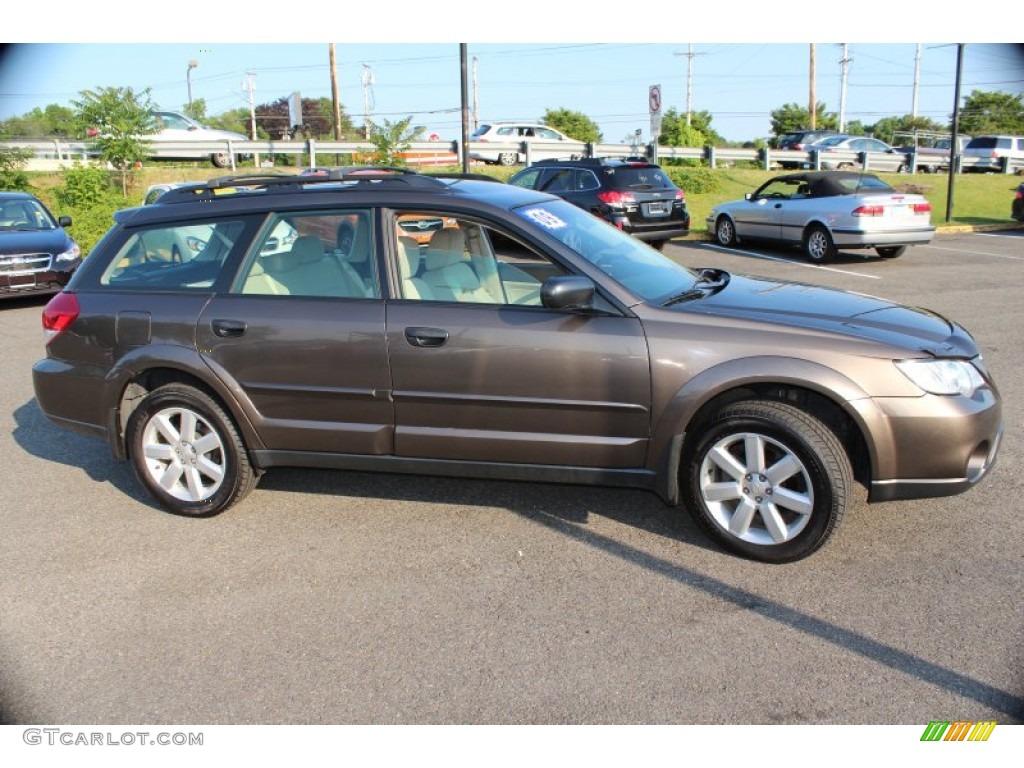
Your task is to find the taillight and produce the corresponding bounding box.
[674,189,686,202]
[912,202,932,214]
[852,205,884,217]
[1016,189,1024,200]
[42,291,79,343]
[596,190,636,207]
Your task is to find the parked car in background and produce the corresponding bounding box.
[1013,182,1024,221]
[0,192,81,299]
[706,171,934,262]
[806,135,908,173]
[469,122,581,166]
[31,169,1002,563]
[508,158,690,249]
[149,110,249,168]
[775,129,839,169]
[893,135,970,174]
[962,135,1024,173]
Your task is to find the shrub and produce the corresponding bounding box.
[664,166,720,195]
[0,146,33,191]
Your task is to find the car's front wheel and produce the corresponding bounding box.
[876,245,906,258]
[715,216,738,247]
[211,152,232,168]
[126,383,258,516]
[803,224,836,263]
[682,400,852,563]
[498,152,518,166]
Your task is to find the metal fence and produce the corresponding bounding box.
[3,137,1022,175]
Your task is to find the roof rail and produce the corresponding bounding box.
[156,167,450,204]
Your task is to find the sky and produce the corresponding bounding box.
[1,6,1022,144]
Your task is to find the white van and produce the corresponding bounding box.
[962,135,1024,172]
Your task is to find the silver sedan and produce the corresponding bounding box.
[706,171,936,262]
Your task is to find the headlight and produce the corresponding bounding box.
[55,242,80,263]
[895,359,986,397]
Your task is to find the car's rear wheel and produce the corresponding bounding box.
[682,400,852,563]
[211,152,232,168]
[876,245,906,258]
[651,239,668,251]
[498,152,518,166]
[126,383,257,517]
[803,224,836,263]
[715,216,737,247]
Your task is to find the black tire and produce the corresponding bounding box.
[498,152,518,166]
[651,239,668,251]
[876,245,906,259]
[803,224,836,263]
[126,383,258,517]
[211,152,232,168]
[715,216,738,247]
[682,400,852,563]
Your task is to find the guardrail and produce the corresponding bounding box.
[3,138,1022,175]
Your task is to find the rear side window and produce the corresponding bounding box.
[99,220,245,291]
[967,137,1010,150]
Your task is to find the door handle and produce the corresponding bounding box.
[774,203,783,208]
[404,327,449,348]
[211,319,247,338]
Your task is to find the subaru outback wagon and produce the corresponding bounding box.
[32,169,1002,562]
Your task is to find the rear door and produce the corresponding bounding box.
[195,208,394,456]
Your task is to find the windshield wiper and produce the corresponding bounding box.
[661,268,731,306]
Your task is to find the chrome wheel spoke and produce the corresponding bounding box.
[196,455,225,483]
[153,413,179,444]
[743,434,766,473]
[708,446,746,482]
[772,486,814,516]
[766,454,802,486]
[760,503,790,543]
[158,461,184,491]
[703,481,742,503]
[144,443,176,462]
[728,498,758,537]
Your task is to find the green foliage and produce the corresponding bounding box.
[40,164,122,257]
[0,146,34,191]
[959,90,1024,135]
[362,117,424,166]
[253,95,355,140]
[0,103,77,139]
[208,108,253,138]
[769,102,839,140]
[184,98,208,122]
[663,166,720,196]
[870,115,947,144]
[73,86,156,195]
[541,108,602,143]
[659,108,708,148]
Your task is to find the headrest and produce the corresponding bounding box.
[397,237,421,279]
[291,235,324,265]
[424,228,466,271]
[425,261,481,292]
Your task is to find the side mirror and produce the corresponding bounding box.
[58,216,72,228]
[744,192,754,201]
[541,275,595,312]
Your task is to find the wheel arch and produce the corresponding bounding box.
[107,347,263,461]
[652,357,878,505]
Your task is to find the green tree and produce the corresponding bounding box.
[184,98,208,122]
[958,89,1024,135]
[541,108,602,143]
[868,115,947,145]
[659,108,708,148]
[769,102,838,142]
[364,116,424,166]
[0,103,77,139]
[208,108,254,138]
[253,96,355,140]
[0,146,34,191]
[73,86,156,195]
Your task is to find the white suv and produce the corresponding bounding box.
[469,122,582,166]
[962,135,1024,173]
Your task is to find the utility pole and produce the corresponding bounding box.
[673,45,702,126]
[472,55,479,131]
[361,64,374,140]
[946,44,965,223]
[912,43,922,118]
[838,44,850,132]
[460,44,470,173]
[243,71,257,141]
[329,44,342,141]
[809,44,817,129]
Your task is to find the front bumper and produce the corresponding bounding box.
[852,387,1003,503]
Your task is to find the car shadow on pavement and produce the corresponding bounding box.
[12,398,152,507]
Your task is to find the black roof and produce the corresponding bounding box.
[762,171,890,197]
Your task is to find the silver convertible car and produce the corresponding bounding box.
[706,171,935,263]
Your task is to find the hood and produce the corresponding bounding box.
[675,273,977,358]
[0,228,74,256]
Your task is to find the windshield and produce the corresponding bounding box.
[512,199,697,303]
[0,199,58,231]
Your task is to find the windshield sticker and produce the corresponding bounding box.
[522,207,567,230]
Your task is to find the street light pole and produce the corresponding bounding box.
[187,59,198,117]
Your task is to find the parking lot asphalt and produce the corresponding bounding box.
[0,229,1021,727]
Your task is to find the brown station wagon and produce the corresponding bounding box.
[32,169,1003,562]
